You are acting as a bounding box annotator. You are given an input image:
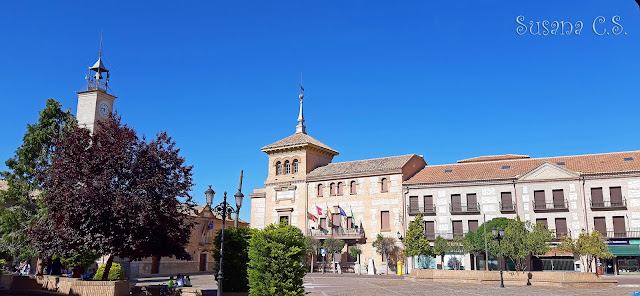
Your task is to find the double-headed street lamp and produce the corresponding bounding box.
[492,227,505,288]
[205,184,244,296]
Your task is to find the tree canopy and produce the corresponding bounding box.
[30,114,195,279]
[372,234,397,274]
[0,99,75,261]
[403,213,432,268]
[558,230,612,273]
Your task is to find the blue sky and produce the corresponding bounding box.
[1,1,639,222]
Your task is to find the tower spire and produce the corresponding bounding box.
[296,74,306,134]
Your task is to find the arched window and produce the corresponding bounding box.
[317,184,324,197]
[381,178,388,193]
[293,159,299,173]
[276,161,282,175]
[337,182,344,195]
[330,183,336,195]
[350,181,357,195]
[285,160,291,174]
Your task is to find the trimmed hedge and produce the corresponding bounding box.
[93,262,125,281]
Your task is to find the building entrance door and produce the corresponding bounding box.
[199,253,207,271]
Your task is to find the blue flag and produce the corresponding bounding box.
[208,221,214,230]
[339,206,347,216]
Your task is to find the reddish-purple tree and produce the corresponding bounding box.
[30,114,195,280]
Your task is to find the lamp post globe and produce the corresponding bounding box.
[234,190,244,228]
[205,185,215,206]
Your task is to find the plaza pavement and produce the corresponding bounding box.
[129,273,640,295]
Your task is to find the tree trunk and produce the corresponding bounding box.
[36,256,46,276]
[101,254,114,281]
[385,254,389,275]
[310,254,314,273]
[441,255,445,270]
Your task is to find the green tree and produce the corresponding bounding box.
[558,231,612,273]
[432,236,448,270]
[248,222,306,296]
[213,227,255,292]
[372,234,397,274]
[449,235,465,270]
[403,213,432,269]
[323,237,345,273]
[0,99,75,272]
[348,245,362,274]
[491,218,553,271]
[304,236,322,273]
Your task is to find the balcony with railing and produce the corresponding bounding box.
[532,200,569,212]
[450,203,481,215]
[599,228,640,239]
[552,229,572,240]
[590,197,627,211]
[499,201,516,213]
[407,204,437,216]
[308,226,365,239]
[425,231,467,241]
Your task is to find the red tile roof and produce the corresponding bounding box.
[457,154,530,163]
[406,151,640,184]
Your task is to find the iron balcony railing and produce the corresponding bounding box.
[407,204,437,216]
[552,229,572,240]
[499,201,516,213]
[308,227,365,238]
[425,231,467,241]
[600,228,640,239]
[450,203,481,214]
[590,197,627,210]
[532,199,569,212]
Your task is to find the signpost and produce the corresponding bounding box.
[321,249,326,274]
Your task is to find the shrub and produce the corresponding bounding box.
[93,262,125,281]
[248,222,306,296]
[213,227,255,292]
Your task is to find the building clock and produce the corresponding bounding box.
[99,102,109,116]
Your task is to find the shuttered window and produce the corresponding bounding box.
[337,182,344,195]
[467,193,477,211]
[451,194,462,211]
[452,220,463,236]
[317,184,324,197]
[425,221,435,240]
[320,218,326,229]
[381,178,389,193]
[534,191,545,209]
[409,196,418,213]
[350,181,357,195]
[346,217,353,229]
[555,218,567,237]
[613,216,626,238]
[424,195,433,212]
[332,214,341,227]
[501,192,513,210]
[610,187,623,206]
[553,189,565,208]
[330,183,336,195]
[591,188,603,207]
[381,211,390,230]
[594,217,607,236]
[536,218,548,227]
[468,220,479,232]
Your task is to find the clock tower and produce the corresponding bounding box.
[76,36,117,133]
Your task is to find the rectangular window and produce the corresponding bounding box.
[320,218,327,229]
[409,196,418,213]
[347,244,357,262]
[332,214,341,227]
[424,195,434,212]
[610,187,623,206]
[501,192,513,210]
[591,188,603,207]
[553,189,565,208]
[613,216,626,238]
[534,190,546,209]
[451,194,462,212]
[425,221,435,240]
[452,220,463,237]
[466,193,477,211]
[381,211,390,230]
[555,218,567,238]
[346,217,353,229]
[279,216,289,225]
[594,217,606,236]
[536,218,547,227]
[468,220,479,232]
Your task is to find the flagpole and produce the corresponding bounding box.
[484,214,489,271]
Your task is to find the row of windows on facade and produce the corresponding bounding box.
[408,186,625,213]
[314,210,393,231]
[317,178,390,197]
[275,159,299,175]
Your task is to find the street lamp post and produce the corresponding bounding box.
[492,227,505,288]
[205,185,243,296]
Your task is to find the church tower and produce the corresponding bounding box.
[76,35,117,133]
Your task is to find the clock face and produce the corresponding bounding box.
[99,103,109,116]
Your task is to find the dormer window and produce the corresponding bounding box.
[276,161,282,175]
[381,178,388,193]
[293,159,299,173]
[285,160,291,174]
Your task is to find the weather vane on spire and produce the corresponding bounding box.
[296,72,306,134]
